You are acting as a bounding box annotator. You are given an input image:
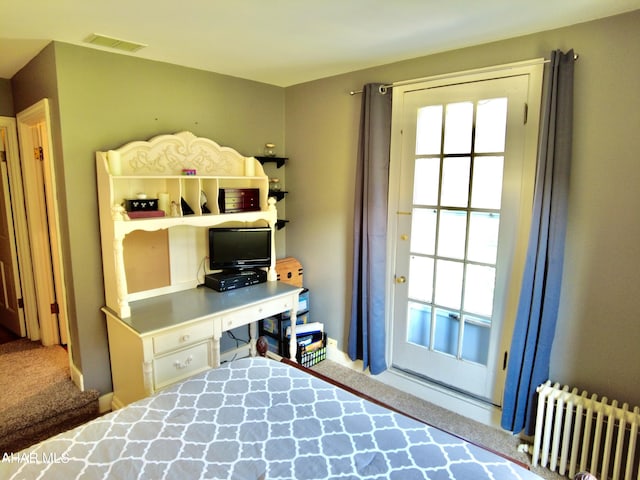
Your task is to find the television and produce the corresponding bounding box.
[208,227,272,271]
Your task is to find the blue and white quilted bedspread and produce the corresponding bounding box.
[1,357,541,479]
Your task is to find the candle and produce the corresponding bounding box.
[245,157,255,177]
[107,150,122,175]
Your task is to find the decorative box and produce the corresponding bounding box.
[276,257,303,287]
[218,188,260,213]
[124,198,158,211]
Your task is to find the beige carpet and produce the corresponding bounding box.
[0,339,100,453]
[311,359,566,480]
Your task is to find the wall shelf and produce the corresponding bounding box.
[269,190,288,202]
[256,156,287,168]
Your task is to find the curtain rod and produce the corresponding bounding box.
[349,53,579,95]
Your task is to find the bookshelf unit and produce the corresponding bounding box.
[97,132,303,408]
[96,131,278,319]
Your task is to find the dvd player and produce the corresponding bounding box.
[204,269,267,292]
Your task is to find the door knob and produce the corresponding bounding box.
[396,276,407,284]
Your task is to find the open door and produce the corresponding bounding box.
[17,100,69,346]
[0,119,26,336]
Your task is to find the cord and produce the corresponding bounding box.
[197,255,209,285]
[226,328,249,347]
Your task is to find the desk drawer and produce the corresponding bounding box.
[153,322,212,355]
[154,342,211,389]
[221,297,293,331]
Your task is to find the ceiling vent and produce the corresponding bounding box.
[84,34,147,52]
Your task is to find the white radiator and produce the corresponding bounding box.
[530,381,640,480]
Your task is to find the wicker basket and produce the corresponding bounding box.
[296,333,326,368]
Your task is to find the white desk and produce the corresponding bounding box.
[103,282,302,409]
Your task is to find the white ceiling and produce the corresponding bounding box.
[1,0,639,87]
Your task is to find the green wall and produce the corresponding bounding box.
[10,9,640,411]
[12,43,285,393]
[284,10,640,407]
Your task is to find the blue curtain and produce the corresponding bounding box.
[501,50,575,435]
[348,83,392,375]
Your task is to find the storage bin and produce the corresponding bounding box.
[280,288,309,319]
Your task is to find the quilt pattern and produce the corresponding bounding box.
[1,357,541,479]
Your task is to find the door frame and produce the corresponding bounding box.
[16,99,70,346]
[0,116,38,338]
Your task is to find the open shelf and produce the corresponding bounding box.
[256,156,287,168]
[276,219,289,230]
[269,190,288,202]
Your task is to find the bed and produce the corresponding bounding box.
[0,357,542,479]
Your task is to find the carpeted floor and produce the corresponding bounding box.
[311,359,566,480]
[0,339,100,453]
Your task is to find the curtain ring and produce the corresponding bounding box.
[378,85,388,95]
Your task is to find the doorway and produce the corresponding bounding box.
[388,63,543,406]
[16,99,69,346]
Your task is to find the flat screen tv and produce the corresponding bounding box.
[208,227,272,271]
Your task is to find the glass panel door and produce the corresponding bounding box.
[391,70,540,404]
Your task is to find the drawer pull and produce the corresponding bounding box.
[180,334,191,343]
[173,355,193,370]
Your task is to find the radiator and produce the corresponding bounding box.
[529,381,640,480]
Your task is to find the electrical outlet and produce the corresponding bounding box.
[326,337,338,349]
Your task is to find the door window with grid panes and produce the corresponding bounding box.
[390,66,543,404]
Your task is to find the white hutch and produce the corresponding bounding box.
[97,132,301,408]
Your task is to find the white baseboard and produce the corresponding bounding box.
[70,359,112,414]
[98,393,113,414]
[326,343,366,371]
[69,361,84,391]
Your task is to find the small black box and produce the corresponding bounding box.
[124,198,158,211]
[204,269,267,292]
